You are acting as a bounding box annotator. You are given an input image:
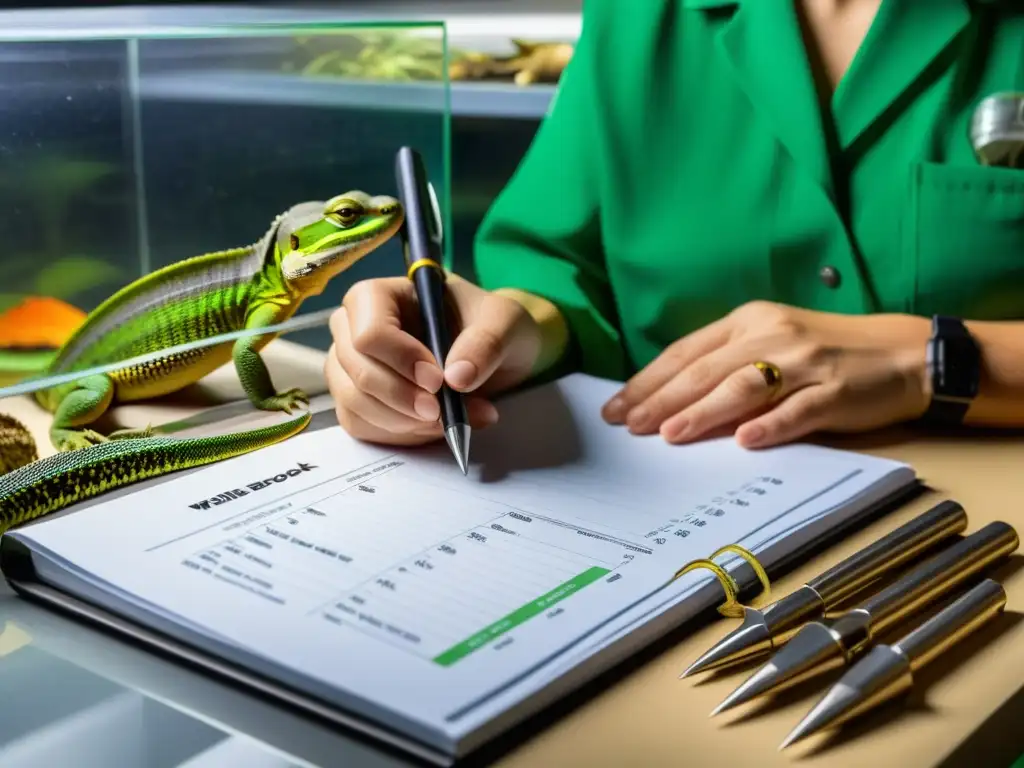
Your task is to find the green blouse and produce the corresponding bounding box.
[472,0,1024,381]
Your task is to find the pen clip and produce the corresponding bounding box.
[426,180,444,248]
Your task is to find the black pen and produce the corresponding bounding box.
[394,146,470,474]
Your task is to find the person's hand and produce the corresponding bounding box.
[327,273,544,446]
[600,301,933,448]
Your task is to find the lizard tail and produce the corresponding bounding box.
[0,410,312,535]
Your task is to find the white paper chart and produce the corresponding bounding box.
[168,452,800,667]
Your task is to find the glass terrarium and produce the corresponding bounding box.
[0,21,451,395]
[0,22,458,765]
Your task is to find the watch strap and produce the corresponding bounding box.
[933,314,970,340]
[923,394,971,424]
[922,315,977,425]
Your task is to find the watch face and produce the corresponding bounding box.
[935,337,981,398]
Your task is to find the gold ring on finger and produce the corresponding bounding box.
[752,360,783,399]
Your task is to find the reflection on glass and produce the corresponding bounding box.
[0,22,450,401]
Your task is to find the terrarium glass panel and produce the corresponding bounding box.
[0,22,450,395]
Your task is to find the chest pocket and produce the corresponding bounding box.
[911,162,1024,319]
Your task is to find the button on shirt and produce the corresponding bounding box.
[819,266,841,289]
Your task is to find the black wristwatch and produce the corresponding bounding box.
[922,315,981,425]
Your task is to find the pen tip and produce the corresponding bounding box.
[445,423,471,475]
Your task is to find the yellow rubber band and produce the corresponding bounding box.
[672,558,743,617]
[406,258,443,280]
[670,544,771,618]
[709,543,772,605]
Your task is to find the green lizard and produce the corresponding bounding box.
[0,190,404,532]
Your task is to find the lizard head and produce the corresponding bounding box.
[277,191,404,296]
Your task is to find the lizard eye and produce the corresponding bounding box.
[289,234,300,250]
[327,199,365,228]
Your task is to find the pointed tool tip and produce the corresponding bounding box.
[778,722,814,751]
[708,694,737,718]
[679,657,705,679]
[778,726,808,751]
[709,695,740,718]
[710,663,778,717]
[778,683,860,751]
[680,614,771,679]
[680,654,713,680]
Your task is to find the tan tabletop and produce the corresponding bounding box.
[1,340,1022,767]
[497,430,1024,768]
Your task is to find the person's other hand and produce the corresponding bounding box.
[327,273,544,445]
[600,301,932,448]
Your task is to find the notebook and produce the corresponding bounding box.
[0,373,919,765]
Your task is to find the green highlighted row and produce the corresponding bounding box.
[432,565,611,667]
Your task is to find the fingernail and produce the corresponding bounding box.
[414,360,443,392]
[740,424,765,447]
[414,392,440,421]
[602,396,626,423]
[626,406,651,432]
[445,360,477,390]
[661,417,688,443]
